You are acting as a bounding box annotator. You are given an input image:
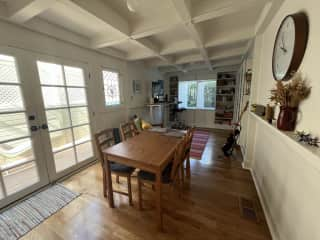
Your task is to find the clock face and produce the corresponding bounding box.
[273,16,296,81]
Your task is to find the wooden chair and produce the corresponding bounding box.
[137,137,186,210]
[94,129,135,205]
[182,127,195,180]
[120,122,139,141]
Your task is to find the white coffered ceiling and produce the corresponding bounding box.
[0,0,283,72]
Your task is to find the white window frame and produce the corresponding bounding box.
[178,80,216,111]
[101,68,123,108]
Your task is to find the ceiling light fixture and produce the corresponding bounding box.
[127,0,139,12]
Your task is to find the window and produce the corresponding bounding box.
[102,70,121,106]
[179,80,216,110]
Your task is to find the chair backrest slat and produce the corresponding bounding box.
[170,137,186,181]
[184,127,195,158]
[120,122,138,141]
[94,129,115,165]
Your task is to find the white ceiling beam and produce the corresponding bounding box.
[185,23,213,71]
[145,58,171,68]
[57,0,184,72]
[175,54,202,65]
[130,24,177,39]
[255,0,285,35]
[90,36,129,49]
[24,18,127,59]
[159,59,241,74]
[159,56,186,72]
[171,0,192,21]
[134,39,185,72]
[0,15,125,60]
[173,46,245,65]
[171,0,213,71]
[135,38,160,54]
[7,0,54,23]
[192,0,266,24]
[161,40,197,55]
[127,52,157,61]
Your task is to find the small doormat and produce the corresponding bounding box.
[0,184,80,240]
[190,131,209,160]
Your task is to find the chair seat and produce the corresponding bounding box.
[138,163,172,183]
[111,163,135,174]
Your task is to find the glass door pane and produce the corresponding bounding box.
[37,61,94,175]
[0,54,40,198]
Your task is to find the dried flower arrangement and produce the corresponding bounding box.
[270,72,311,108]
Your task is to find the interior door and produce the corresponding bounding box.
[0,51,49,208]
[35,60,95,181]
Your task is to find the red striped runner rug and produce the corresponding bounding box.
[190,131,209,160]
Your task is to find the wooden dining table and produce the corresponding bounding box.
[103,131,182,230]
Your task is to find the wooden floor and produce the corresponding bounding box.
[22,131,271,240]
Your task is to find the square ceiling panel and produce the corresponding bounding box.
[172,49,202,65]
[109,39,155,60]
[148,24,191,48]
[39,1,123,39]
[191,0,233,18]
[198,5,264,41]
[143,24,197,55]
[102,0,180,36]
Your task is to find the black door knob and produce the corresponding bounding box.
[30,125,39,132]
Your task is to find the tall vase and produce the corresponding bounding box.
[277,106,298,131]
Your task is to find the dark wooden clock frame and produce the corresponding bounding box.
[272,12,309,81]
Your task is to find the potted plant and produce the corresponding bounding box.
[270,72,311,131]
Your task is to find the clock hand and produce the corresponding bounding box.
[280,46,287,53]
[281,34,287,52]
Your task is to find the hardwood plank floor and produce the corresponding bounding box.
[22,131,271,240]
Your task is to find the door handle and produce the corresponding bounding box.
[28,115,35,121]
[40,123,48,130]
[30,125,39,132]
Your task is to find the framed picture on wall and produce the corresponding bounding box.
[244,69,252,95]
[133,80,141,94]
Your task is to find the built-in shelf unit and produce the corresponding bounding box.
[169,76,178,122]
[215,72,236,125]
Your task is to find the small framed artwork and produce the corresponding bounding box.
[133,80,141,94]
[244,69,252,95]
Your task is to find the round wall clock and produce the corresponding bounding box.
[272,12,309,81]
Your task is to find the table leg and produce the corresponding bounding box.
[104,154,114,208]
[155,170,163,231]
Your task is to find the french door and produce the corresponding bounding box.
[36,60,94,180]
[0,49,95,208]
[0,52,50,208]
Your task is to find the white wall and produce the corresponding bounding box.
[0,20,151,133]
[126,67,165,122]
[166,67,238,129]
[244,1,320,239]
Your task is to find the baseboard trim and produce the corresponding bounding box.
[248,168,279,240]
